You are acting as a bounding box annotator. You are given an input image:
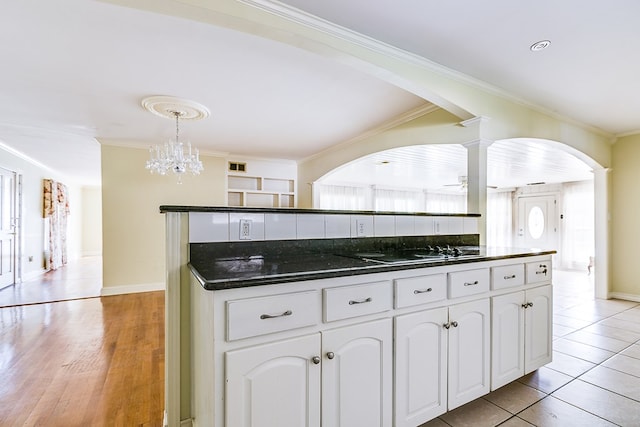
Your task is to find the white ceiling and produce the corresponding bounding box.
[320,139,594,191]
[0,0,635,187]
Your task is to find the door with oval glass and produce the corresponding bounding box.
[517,195,557,251]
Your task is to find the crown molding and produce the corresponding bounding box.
[298,103,441,164]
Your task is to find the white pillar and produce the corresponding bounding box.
[593,168,611,299]
[464,139,493,245]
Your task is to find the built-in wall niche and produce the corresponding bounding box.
[227,170,296,208]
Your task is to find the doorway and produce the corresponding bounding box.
[0,167,18,290]
[516,195,558,251]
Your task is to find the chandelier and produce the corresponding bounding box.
[142,96,209,183]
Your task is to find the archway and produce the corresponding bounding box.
[314,138,607,299]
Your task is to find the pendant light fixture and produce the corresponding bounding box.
[142,96,209,183]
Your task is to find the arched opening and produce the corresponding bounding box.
[314,138,601,297]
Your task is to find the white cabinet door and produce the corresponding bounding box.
[322,318,392,427]
[525,285,553,373]
[395,307,448,427]
[447,298,490,410]
[225,334,321,427]
[491,291,525,390]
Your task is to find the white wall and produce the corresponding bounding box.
[0,146,84,281]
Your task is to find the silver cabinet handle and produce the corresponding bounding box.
[414,288,433,294]
[326,352,335,360]
[349,297,372,305]
[504,274,516,280]
[311,356,320,365]
[444,321,458,329]
[536,264,548,275]
[260,310,292,320]
[464,281,479,286]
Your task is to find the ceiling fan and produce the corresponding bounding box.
[443,176,498,190]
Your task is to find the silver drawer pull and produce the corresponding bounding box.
[414,288,433,294]
[349,297,373,305]
[464,280,479,286]
[260,310,293,320]
[536,269,548,275]
[504,274,516,280]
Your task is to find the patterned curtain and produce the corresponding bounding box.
[43,179,70,270]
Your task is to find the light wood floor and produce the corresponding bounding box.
[0,256,102,308]
[0,260,164,426]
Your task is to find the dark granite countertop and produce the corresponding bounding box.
[189,246,555,291]
[160,205,480,217]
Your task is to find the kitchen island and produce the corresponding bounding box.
[161,206,554,427]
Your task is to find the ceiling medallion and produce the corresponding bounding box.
[141,95,210,120]
[530,40,551,52]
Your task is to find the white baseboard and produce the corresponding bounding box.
[100,282,164,296]
[608,292,640,303]
[162,411,192,427]
[81,250,102,257]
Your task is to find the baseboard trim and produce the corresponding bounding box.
[100,282,164,296]
[608,292,640,303]
[81,250,102,257]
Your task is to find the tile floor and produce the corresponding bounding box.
[420,270,640,427]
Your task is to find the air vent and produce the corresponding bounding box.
[228,162,246,172]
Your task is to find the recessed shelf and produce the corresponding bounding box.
[228,174,296,208]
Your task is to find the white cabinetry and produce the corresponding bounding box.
[491,285,552,390]
[226,334,321,427]
[394,299,490,426]
[395,307,448,426]
[189,254,553,427]
[322,318,392,427]
[447,298,491,409]
[226,318,392,427]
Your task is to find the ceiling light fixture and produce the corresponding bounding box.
[530,40,551,52]
[142,96,209,183]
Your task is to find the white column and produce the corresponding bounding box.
[593,168,611,299]
[165,212,190,426]
[464,140,493,245]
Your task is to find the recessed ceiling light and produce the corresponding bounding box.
[530,40,551,52]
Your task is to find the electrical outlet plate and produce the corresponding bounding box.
[239,219,252,240]
[356,219,366,237]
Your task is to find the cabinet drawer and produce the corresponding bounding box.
[526,261,552,284]
[448,268,490,298]
[394,273,446,308]
[491,264,525,290]
[227,291,319,341]
[323,281,392,322]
